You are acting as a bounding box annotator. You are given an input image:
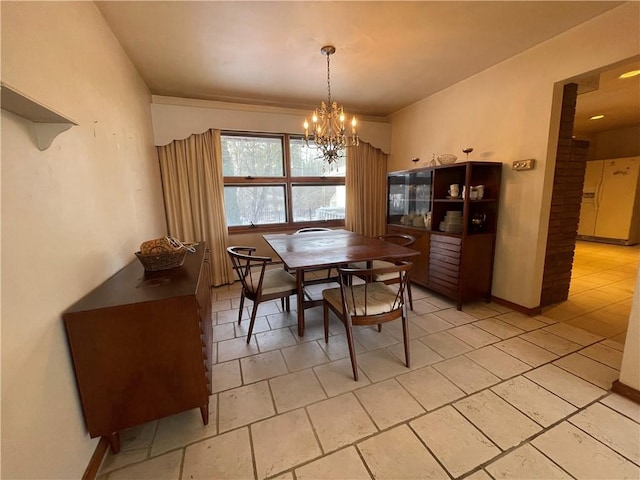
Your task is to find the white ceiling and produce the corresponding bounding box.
[96,1,638,133]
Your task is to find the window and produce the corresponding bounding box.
[222,133,346,231]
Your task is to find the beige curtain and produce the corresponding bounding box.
[157,129,235,286]
[345,141,388,237]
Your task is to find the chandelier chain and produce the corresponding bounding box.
[326,52,331,106]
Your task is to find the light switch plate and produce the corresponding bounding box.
[512,159,535,171]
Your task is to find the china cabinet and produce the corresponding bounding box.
[387,161,502,308]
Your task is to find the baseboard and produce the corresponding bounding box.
[611,380,640,405]
[82,437,109,480]
[491,296,542,316]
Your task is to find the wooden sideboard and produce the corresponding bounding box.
[63,243,212,453]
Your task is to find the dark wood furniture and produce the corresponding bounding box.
[63,243,212,454]
[226,246,297,343]
[349,233,416,310]
[263,229,419,336]
[387,161,503,309]
[323,261,413,381]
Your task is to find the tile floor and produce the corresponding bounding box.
[545,240,639,342]
[96,241,640,480]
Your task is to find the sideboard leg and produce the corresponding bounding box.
[106,432,120,454]
[200,404,209,425]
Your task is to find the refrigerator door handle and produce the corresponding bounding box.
[595,178,603,212]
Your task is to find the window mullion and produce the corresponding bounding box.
[284,134,294,226]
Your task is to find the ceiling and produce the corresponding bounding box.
[96,1,638,133]
[573,59,640,134]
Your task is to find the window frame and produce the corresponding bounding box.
[222,131,346,234]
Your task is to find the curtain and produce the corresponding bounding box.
[345,141,388,237]
[157,129,235,286]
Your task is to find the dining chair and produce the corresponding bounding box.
[323,261,413,381]
[295,227,334,280]
[295,227,331,233]
[227,246,297,343]
[350,233,416,310]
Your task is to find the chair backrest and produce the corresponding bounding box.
[376,233,415,247]
[336,261,412,319]
[226,246,271,298]
[295,227,331,234]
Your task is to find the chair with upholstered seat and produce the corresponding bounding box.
[323,261,412,381]
[294,227,334,279]
[227,246,297,343]
[349,233,416,310]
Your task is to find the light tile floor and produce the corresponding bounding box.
[544,240,639,342]
[97,241,640,479]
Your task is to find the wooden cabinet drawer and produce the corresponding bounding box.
[387,225,430,286]
[428,234,461,296]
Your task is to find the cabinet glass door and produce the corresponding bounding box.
[387,170,432,228]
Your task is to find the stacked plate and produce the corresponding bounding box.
[439,210,463,233]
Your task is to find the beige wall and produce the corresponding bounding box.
[151,96,392,151]
[590,125,640,160]
[1,3,166,479]
[389,2,640,309]
[619,269,640,391]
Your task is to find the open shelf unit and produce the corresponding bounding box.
[387,161,503,308]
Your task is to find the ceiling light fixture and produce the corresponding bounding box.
[303,45,358,167]
[590,114,605,120]
[618,69,640,79]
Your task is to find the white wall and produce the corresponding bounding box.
[389,2,640,309]
[1,3,166,479]
[619,268,640,391]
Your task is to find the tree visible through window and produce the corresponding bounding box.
[222,133,346,231]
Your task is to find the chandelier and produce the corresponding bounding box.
[303,45,359,166]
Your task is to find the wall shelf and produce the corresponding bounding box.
[1,82,78,150]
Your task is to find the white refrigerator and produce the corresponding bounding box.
[578,157,640,245]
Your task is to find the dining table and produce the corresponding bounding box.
[263,229,420,336]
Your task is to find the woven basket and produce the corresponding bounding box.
[135,249,187,271]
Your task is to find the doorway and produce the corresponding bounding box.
[540,58,640,340]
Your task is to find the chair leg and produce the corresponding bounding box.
[285,296,290,312]
[344,317,359,381]
[246,302,260,344]
[323,302,329,343]
[377,324,382,332]
[407,282,414,311]
[401,312,411,369]
[237,293,245,324]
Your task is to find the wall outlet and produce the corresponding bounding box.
[512,159,535,171]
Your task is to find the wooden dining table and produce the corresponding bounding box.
[263,229,419,336]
